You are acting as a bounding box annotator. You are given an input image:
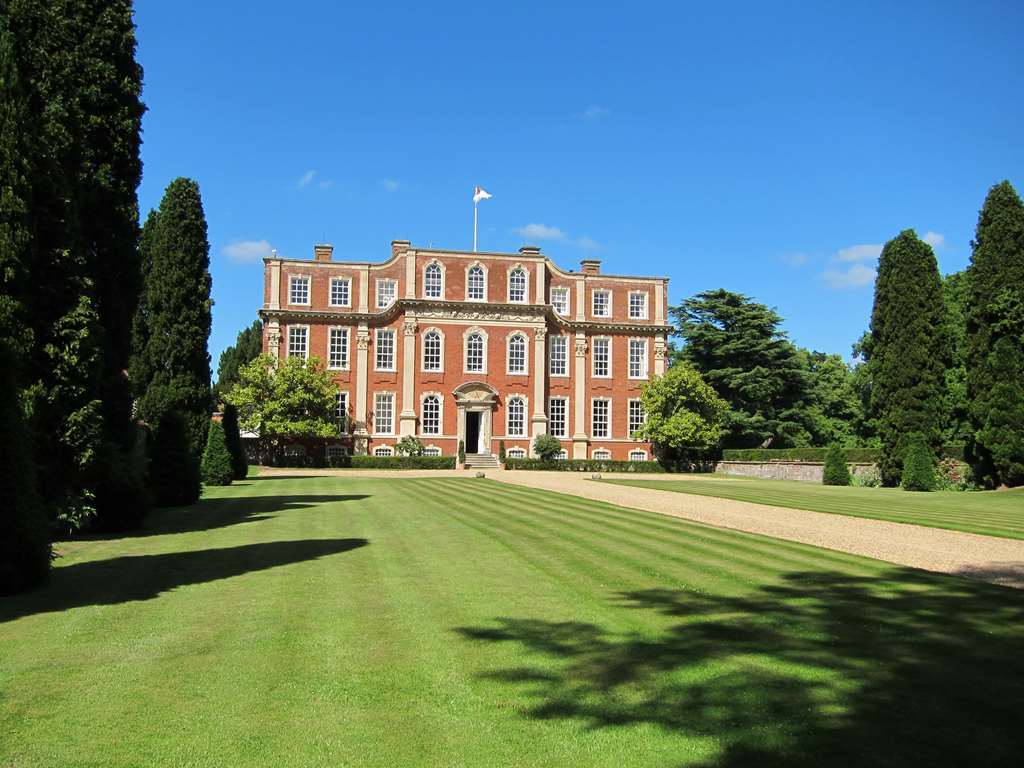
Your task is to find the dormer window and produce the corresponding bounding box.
[592,289,611,317]
[376,279,397,309]
[508,267,527,303]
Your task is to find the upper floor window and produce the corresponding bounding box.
[466,332,485,372]
[289,276,310,305]
[628,338,648,379]
[376,279,397,309]
[592,290,611,317]
[467,265,486,301]
[375,329,395,371]
[421,395,441,435]
[551,286,569,316]
[422,330,443,371]
[629,291,648,319]
[507,397,526,436]
[592,337,611,377]
[288,326,308,359]
[330,277,351,307]
[549,335,568,376]
[508,333,527,374]
[424,262,443,299]
[508,268,527,303]
[328,327,349,370]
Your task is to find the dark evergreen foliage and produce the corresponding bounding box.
[941,271,971,444]
[822,443,851,486]
[221,403,248,480]
[132,178,213,456]
[458,440,466,464]
[901,433,936,492]
[214,319,263,401]
[867,230,948,486]
[498,440,506,462]
[671,289,814,448]
[0,342,50,594]
[964,181,1024,487]
[149,411,201,507]
[201,420,233,486]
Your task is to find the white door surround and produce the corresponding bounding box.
[453,381,498,455]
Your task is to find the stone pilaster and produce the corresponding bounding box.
[572,333,588,458]
[654,335,667,376]
[358,265,370,312]
[353,324,370,454]
[266,319,281,361]
[399,318,418,436]
[529,327,548,456]
[269,259,281,310]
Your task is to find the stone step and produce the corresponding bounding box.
[464,453,500,468]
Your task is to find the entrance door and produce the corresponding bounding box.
[465,411,481,454]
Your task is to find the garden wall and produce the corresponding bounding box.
[716,460,876,483]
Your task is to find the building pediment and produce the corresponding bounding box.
[452,381,499,405]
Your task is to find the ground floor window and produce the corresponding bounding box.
[422,395,441,435]
[374,393,394,434]
[548,397,568,438]
[629,449,647,461]
[628,399,646,437]
[507,397,526,436]
[592,399,610,438]
[374,445,393,457]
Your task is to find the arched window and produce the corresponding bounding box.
[508,267,527,302]
[507,333,526,374]
[592,449,611,460]
[421,395,441,435]
[422,330,443,371]
[507,397,526,436]
[466,332,485,372]
[424,262,442,298]
[374,445,393,457]
[467,265,485,301]
[629,450,647,462]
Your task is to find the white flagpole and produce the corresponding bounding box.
[473,200,478,252]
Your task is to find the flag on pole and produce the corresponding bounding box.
[473,186,492,204]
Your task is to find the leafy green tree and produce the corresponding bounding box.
[395,436,426,456]
[0,342,50,594]
[635,363,727,454]
[901,433,936,492]
[941,271,971,444]
[225,354,336,463]
[201,420,233,486]
[867,230,948,486]
[533,434,562,461]
[132,178,213,455]
[221,403,248,480]
[822,443,851,486]
[671,290,813,448]
[149,410,201,507]
[964,181,1024,487]
[802,351,864,447]
[214,319,263,401]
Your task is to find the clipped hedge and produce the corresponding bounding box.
[330,455,456,470]
[505,458,666,473]
[722,445,965,464]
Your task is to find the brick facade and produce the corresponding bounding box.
[259,241,670,460]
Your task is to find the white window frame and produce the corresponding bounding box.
[421,327,444,372]
[373,392,395,436]
[506,396,527,437]
[548,396,568,438]
[629,449,648,462]
[507,265,528,303]
[287,325,309,359]
[327,326,350,370]
[466,262,487,302]
[591,289,611,318]
[628,291,648,319]
[423,446,441,457]
[506,332,528,375]
[420,393,442,436]
[329,277,351,308]
[592,337,611,378]
[464,328,488,374]
[375,328,396,371]
[335,391,349,433]
[628,398,646,437]
[555,449,568,460]
[376,278,398,309]
[549,335,568,377]
[592,448,612,460]
[550,286,570,316]
[423,261,444,299]
[288,275,310,306]
[628,338,648,379]
[507,447,526,459]
[373,445,393,457]
[592,397,611,439]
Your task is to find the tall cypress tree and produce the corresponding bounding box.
[964,181,1024,487]
[133,178,213,457]
[868,230,948,486]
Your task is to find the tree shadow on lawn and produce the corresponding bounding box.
[0,538,368,623]
[456,569,1024,767]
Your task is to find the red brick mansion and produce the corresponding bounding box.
[259,241,670,460]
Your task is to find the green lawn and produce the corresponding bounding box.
[2,476,1022,767]
[603,474,1024,539]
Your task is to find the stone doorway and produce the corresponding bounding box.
[466,411,482,454]
[453,381,499,457]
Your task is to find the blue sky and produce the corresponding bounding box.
[134,1,1024,369]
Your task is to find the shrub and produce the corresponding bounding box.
[533,434,562,462]
[498,440,506,462]
[935,458,977,492]
[150,411,202,506]
[221,404,248,480]
[901,433,937,492]
[722,447,879,463]
[201,420,234,486]
[91,430,150,533]
[851,466,882,487]
[458,440,465,464]
[325,455,456,469]
[506,458,666,473]
[395,436,425,456]
[822,443,851,486]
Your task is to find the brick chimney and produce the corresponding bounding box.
[391,239,411,257]
[580,258,601,274]
[313,243,333,262]
[519,245,541,256]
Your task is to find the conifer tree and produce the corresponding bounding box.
[822,443,851,486]
[201,420,233,486]
[214,319,264,401]
[901,433,936,492]
[221,403,248,480]
[867,230,948,486]
[133,178,213,456]
[964,181,1024,487]
[149,411,201,507]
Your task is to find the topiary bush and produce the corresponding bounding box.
[201,420,234,486]
[150,410,202,506]
[498,440,506,462]
[533,434,562,462]
[505,458,666,473]
[458,440,465,465]
[395,436,425,456]
[221,403,248,480]
[822,443,851,486]
[901,433,937,492]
